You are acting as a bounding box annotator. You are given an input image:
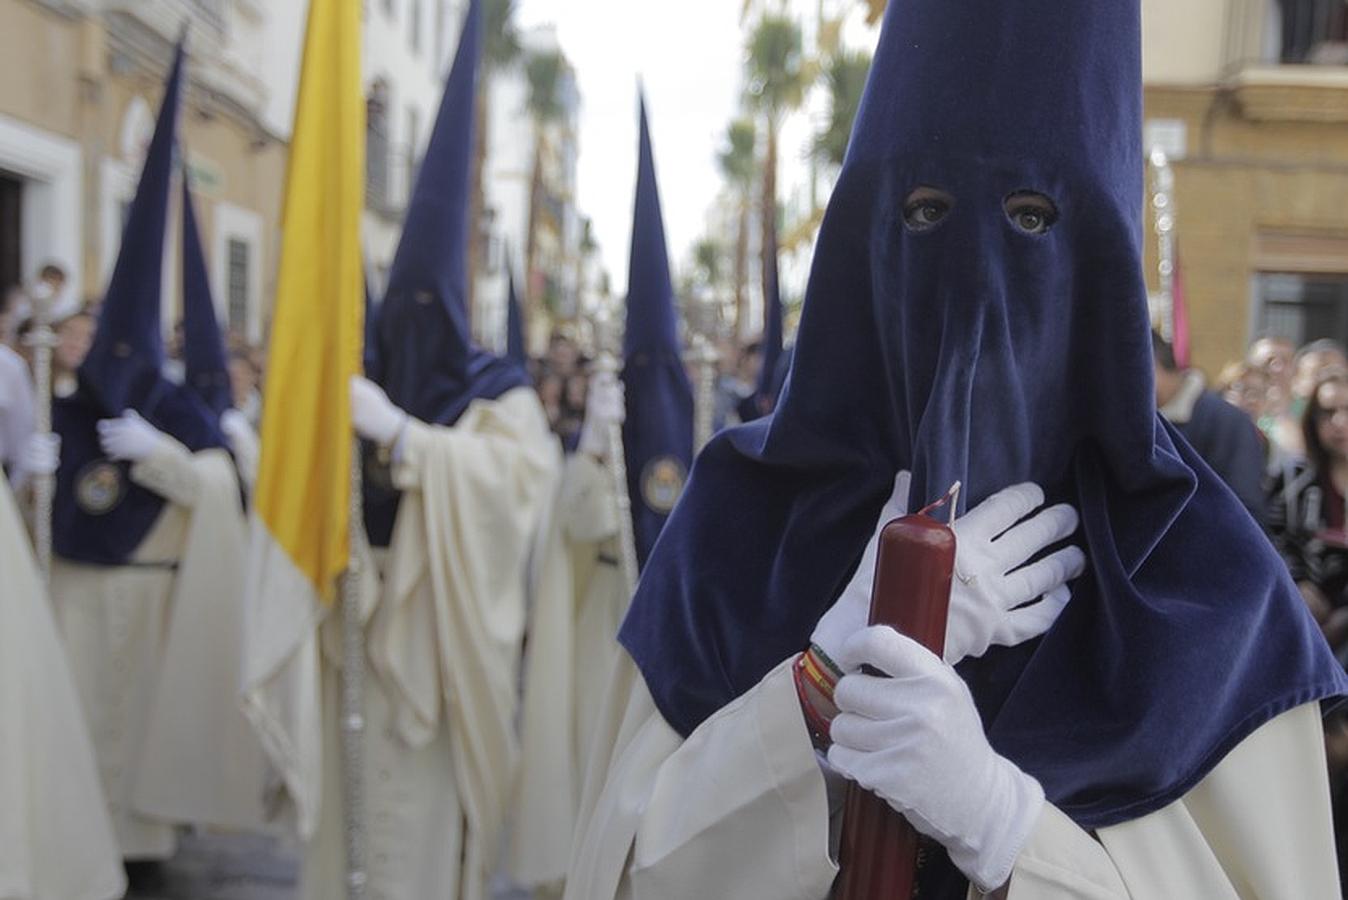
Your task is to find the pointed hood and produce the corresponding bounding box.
[79,39,184,415]
[363,0,528,547]
[623,97,683,362]
[374,0,479,423]
[54,39,227,567]
[181,179,232,416]
[621,95,694,567]
[505,258,527,367]
[620,0,1346,881]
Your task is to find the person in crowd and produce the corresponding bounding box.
[546,330,581,378]
[1154,333,1267,523]
[712,339,761,430]
[0,316,36,489]
[1216,360,1269,423]
[276,6,565,896]
[50,308,96,398]
[1,283,23,347]
[1294,339,1348,414]
[512,368,628,892]
[1216,359,1292,480]
[161,319,186,384]
[0,414,126,900]
[1268,372,1348,651]
[538,369,565,431]
[564,0,1346,897]
[49,43,268,888]
[555,369,589,451]
[1266,370,1348,884]
[1249,334,1304,458]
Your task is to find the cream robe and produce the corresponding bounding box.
[565,651,1341,900]
[0,481,125,900]
[51,444,269,860]
[512,451,631,893]
[301,387,560,900]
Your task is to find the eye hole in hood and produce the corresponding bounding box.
[1005,190,1059,235]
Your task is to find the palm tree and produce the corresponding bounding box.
[717,119,756,335]
[523,48,569,320]
[745,15,809,335]
[814,50,872,170]
[469,0,522,323]
[693,237,726,291]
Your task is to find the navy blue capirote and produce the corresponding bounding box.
[619,1,1348,887]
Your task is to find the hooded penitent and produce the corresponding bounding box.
[53,40,226,566]
[364,0,529,547]
[505,256,527,368]
[181,179,232,417]
[620,1,1347,893]
[622,97,694,567]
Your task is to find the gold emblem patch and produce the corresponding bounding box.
[640,456,687,514]
[76,461,126,515]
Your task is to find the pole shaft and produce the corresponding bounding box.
[340,443,368,900]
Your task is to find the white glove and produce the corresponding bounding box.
[97,410,170,462]
[811,471,912,665]
[811,478,1085,669]
[578,371,625,458]
[350,375,408,447]
[220,408,254,450]
[828,626,1044,892]
[21,432,60,477]
[220,408,259,480]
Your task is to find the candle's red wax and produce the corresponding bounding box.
[836,514,956,900]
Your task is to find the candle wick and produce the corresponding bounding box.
[916,481,963,523]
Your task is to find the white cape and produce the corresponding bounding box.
[0,480,125,900]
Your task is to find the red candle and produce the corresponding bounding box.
[836,495,956,900]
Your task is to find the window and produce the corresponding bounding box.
[367,81,390,209]
[382,0,395,18]
[0,173,21,295]
[409,0,422,55]
[227,238,250,334]
[1277,0,1348,64]
[1258,273,1348,346]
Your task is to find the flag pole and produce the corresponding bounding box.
[594,297,640,594]
[24,284,58,582]
[339,444,369,900]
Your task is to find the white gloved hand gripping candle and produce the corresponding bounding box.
[811,477,1085,671]
[828,625,1045,893]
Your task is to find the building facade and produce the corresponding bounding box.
[359,0,463,296]
[1142,0,1348,374]
[476,24,583,355]
[0,0,289,345]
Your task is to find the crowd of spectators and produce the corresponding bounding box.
[529,332,592,452]
[1157,330,1348,881]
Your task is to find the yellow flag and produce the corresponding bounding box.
[242,0,363,839]
[255,0,364,604]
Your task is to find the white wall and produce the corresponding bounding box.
[1141,0,1230,85]
[0,113,84,302]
